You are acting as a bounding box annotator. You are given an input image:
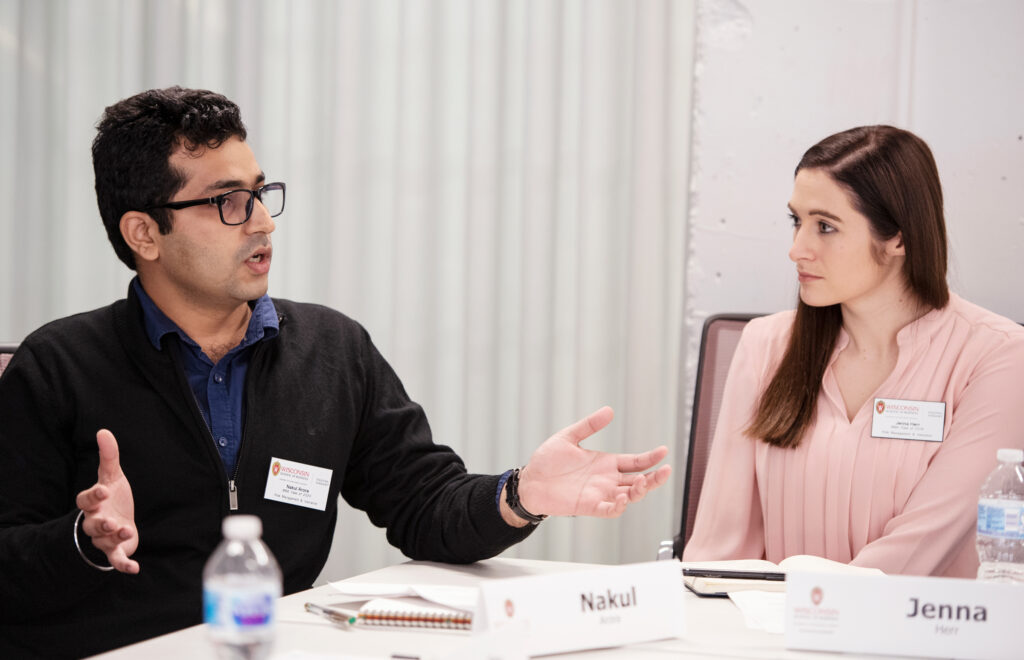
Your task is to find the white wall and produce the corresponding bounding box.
[682,0,1024,442]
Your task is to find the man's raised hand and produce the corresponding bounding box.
[508,407,672,523]
[74,429,139,573]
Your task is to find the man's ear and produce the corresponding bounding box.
[120,211,161,263]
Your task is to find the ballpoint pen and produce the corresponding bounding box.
[304,602,359,629]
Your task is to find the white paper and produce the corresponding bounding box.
[272,652,375,660]
[329,581,479,612]
[728,591,786,634]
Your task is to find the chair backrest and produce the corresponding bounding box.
[674,314,759,558]
[0,344,17,376]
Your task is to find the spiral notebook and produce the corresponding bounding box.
[325,579,477,631]
[352,596,472,630]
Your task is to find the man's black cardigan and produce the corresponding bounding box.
[0,286,532,658]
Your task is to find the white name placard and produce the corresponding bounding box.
[474,561,685,656]
[785,571,1023,660]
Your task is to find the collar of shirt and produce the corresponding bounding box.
[132,276,280,352]
[131,277,279,478]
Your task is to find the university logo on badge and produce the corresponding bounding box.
[811,586,824,606]
[876,400,886,414]
[272,461,281,476]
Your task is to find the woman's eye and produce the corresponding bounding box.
[818,221,835,234]
[789,212,800,227]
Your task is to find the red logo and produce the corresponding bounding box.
[811,586,824,606]
[876,400,885,414]
[504,599,515,618]
[272,461,281,476]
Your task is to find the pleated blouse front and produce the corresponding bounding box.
[683,294,1024,578]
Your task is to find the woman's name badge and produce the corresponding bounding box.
[871,398,946,442]
[263,457,333,510]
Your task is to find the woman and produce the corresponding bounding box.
[682,126,1024,578]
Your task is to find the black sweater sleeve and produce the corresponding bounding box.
[338,327,534,562]
[0,341,112,620]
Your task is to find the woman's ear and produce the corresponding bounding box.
[120,211,161,263]
[886,231,906,257]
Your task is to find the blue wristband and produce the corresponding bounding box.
[495,469,513,511]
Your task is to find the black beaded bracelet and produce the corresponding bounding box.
[505,467,547,524]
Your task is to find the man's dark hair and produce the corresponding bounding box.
[92,86,247,269]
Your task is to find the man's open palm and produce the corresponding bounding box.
[517,407,672,518]
[74,429,139,573]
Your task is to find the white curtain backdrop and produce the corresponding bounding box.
[0,0,695,580]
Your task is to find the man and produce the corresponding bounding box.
[0,87,671,658]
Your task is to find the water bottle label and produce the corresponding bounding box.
[977,498,1024,539]
[204,586,276,637]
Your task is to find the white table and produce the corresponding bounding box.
[89,558,905,659]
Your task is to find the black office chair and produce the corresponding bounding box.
[0,344,17,376]
[671,314,759,559]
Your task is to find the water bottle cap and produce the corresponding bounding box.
[222,514,262,540]
[996,448,1024,464]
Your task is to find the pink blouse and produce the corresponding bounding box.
[682,294,1024,577]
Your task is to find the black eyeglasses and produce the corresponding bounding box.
[147,182,286,226]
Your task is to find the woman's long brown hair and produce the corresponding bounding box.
[748,126,949,448]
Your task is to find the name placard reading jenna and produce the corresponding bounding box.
[474,561,685,656]
[263,457,332,510]
[785,572,1021,660]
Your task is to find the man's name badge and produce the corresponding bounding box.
[871,398,946,442]
[264,457,333,510]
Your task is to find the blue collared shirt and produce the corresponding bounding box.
[133,277,279,477]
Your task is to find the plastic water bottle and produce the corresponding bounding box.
[976,448,1024,583]
[203,515,283,659]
